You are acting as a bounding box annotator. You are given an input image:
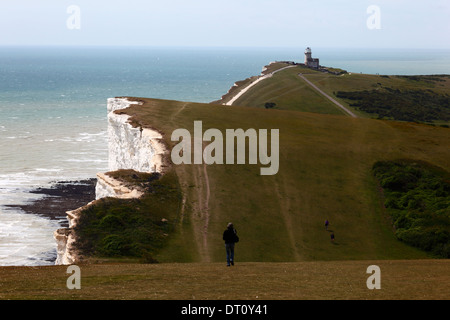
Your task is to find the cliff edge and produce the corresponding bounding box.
[54,98,168,265]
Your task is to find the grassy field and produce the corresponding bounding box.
[215,63,450,123]
[0,260,448,300]
[120,96,449,265]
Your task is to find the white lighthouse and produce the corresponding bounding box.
[304,47,312,64]
[304,47,319,68]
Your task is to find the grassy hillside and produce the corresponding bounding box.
[214,62,450,124]
[217,63,345,115]
[116,96,449,264]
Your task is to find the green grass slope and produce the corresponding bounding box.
[119,97,449,264]
[214,63,450,124]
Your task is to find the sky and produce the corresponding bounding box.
[0,0,449,48]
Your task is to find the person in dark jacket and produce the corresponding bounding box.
[223,222,239,266]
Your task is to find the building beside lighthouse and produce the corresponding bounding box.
[304,47,319,69]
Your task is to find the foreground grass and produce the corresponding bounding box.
[0,260,448,300]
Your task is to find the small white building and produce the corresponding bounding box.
[304,47,319,68]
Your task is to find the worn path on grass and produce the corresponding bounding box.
[298,73,358,118]
[169,102,212,262]
[225,65,297,106]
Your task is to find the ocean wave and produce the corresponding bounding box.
[0,208,59,266]
[64,158,106,163]
[0,168,96,266]
[79,131,107,136]
[41,131,107,143]
[34,168,62,172]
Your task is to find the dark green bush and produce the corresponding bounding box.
[373,160,450,258]
[336,88,450,123]
[100,234,129,256]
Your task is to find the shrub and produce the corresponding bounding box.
[100,235,129,256]
[336,88,450,123]
[373,160,450,257]
[265,102,276,109]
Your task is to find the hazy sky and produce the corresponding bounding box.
[0,0,449,48]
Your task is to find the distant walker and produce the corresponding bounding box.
[223,222,239,267]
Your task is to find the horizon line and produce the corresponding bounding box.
[0,44,450,51]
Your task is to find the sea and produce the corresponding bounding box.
[1,46,449,266]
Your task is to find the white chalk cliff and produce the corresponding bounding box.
[95,97,167,200]
[54,98,168,265]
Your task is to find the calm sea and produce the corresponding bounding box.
[1,46,449,266]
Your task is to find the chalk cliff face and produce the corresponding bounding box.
[54,98,167,265]
[95,97,167,200]
[54,201,94,265]
[95,172,144,200]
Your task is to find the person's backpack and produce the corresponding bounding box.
[233,230,239,243]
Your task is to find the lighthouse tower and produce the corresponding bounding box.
[304,47,312,65]
[304,47,319,68]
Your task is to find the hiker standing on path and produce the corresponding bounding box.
[223,222,239,266]
[325,219,329,231]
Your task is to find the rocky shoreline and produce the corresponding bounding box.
[6,178,97,229]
